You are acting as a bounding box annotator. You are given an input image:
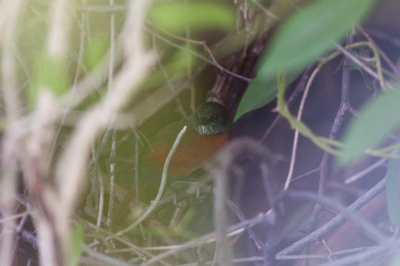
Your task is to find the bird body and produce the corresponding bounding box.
[113,102,230,224]
[143,119,229,178]
[139,102,230,190]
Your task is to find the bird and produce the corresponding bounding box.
[112,102,231,224]
[145,102,230,175]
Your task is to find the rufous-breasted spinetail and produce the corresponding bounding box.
[113,102,230,224]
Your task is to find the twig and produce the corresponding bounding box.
[147,19,225,72]
[0,1,28,265]
[290,167,320,183]
[260,163,277,214]
[21,94,62,266]
[321,240,400,266]
[0,211,30,223]
[367,28,400,48]
[335,44,386,89]
[55,0,154,261]
[288,191,387,244]
[284,64,321,190]
[209,138,276,264]
[0,137,19,266]
[261,66,313,142]
[143,25,252,83]
[106,0,117,229]
[82,245,131,266]
[59,35,123,109]
[153,38,188,119]
[212,148,232,265]
[225,198,266,254]
[142,201,276,266]
[0,2,24,117]
[95,159,105,230]
[276,177,386,257]
[46,0,74,59]
[143,138,277,266]
[48,0,89,177]
[134,136,140,204]
[359,26,400,77]
[114,126,187,236]
[85,221,171,266]
[345,158,387,184]
[306,33,354,234]
[252,0,280,20]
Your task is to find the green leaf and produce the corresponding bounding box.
[386,157,400,225]
[29,53,69,104]
[339,83,400,165]
[235,69,301,121]
[260,0,375,77]
[234,0,376,120]
[234,77,277,121]
[149,0,235,34]
[68,223,84,266]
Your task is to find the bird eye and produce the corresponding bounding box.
[209,114,219,122]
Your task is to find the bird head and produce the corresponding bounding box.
[191,102,230,136]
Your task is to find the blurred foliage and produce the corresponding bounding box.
[386,156,400,225]
[235,0,377,120]
[140,46,198,92]
[340,82,400,165]
[83,36,110,72]
[11,0,399,264]
[149,0,235,34]
[68,223,84,266]
[29,53,69,103]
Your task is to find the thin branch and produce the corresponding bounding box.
[277,177,386,257]
[345,158,387,184]
[225,198,266,253]
[46,0,75,59]
[143,25,252,83]
[335,44,386,88]
[54,0,154,260]
[85,221,172,266]
[142,203,276,266]
[213,154,232,266]
[306,34,354,233]
[284,64,321,190]
[143,138,277,266]
[321,241,399,266]
[106,0,117,229]
[287,191,387,244]
[82,245,131,266]
[114,126,187,236]
[359,26,400,77]
[261,66,313,143]
[252,0,280,20]
[0,1,27,265]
